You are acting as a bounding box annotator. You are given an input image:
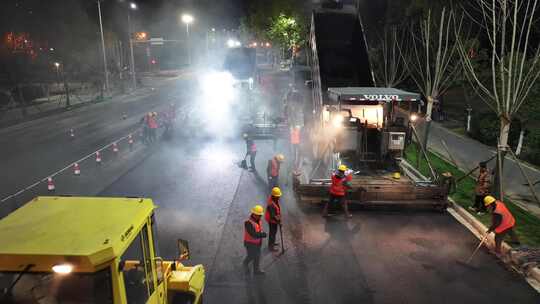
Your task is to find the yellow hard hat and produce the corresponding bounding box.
[251,205,264,216]
[271,187,282,197]
[276,154,285,162]
[393,172,401,179]
[484,195,496,206]
[338,164,347,172]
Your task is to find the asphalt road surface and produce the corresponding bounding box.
[99,71,539,303]
[1,68,538,303]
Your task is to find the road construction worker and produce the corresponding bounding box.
[265,187,282,252]
[470,162,491,214]
[484,195,520,254]
[323,164,353,218]
[290,125,301,168]
[244,133,257,170]
[267,154,285,191]
[243,205,267,275]
[147,112,158,143]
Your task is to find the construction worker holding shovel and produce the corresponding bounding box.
[265,187,283,252]
[243,205,267,275]
[484,195,520,254]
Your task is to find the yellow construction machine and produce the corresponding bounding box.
[0,196,205,303]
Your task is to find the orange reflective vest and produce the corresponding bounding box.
[494,201,516,233]
[270,158,280,177]
[244,218,263,245]
[329,173,352,196]
[250,142,257,153]
[265,197,281,224]
[290,128,301,145]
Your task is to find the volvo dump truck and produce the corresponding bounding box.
[293,4,449,209]
[0,196,204,304]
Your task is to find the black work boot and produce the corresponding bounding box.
[254,269,266,275]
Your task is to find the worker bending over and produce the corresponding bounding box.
[484,195,520,254]
[267,154,285,191]
[243,205,267,275]
[265,187,282,252]
[323,165,352,218]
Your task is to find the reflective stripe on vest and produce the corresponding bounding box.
[244,219,262,245]
[290,129,300,144]
[270,158,279,177]
[329,173,351,196]
[265,197,281,224]
[494,201,516,233]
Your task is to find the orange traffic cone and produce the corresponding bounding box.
[128,134,134,145]
[96,151,102,163]
[73,163,81,175]
[47,177,55,191]
[112,142,119,153]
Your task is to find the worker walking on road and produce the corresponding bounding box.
[267,154,285,191]
[469,162,491,215]
[243,205,267,275]
[323,164,353,218]
[244,133,257,170]
[484,195,520,254]
[147,112,159,143]
[265,187,282,252]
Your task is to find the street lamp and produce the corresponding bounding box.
[181,14,194,65]
[97,0,110,94]
[127,2,138,90]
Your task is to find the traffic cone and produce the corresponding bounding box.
[73,163,81,175]
[112,142,119,153]
[128,134,134,145]
[70,129,75,139]
[96,151,102,163]
[47,177,55,191]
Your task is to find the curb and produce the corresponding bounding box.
[448,198,540,289]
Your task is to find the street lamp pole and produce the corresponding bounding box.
[181,14,194,65]
[97,0,110,94]
[128,6,137,90]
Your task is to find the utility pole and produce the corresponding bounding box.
[128,11,137,90]
[97,0,110,94]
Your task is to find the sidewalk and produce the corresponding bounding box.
[397,109,540,217]
[0,72,187,129]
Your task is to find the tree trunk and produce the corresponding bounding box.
[422,96,435,150]
[515,129,525,156]
[493,118,510,199]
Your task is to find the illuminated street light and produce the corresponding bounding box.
[211,28,216,32]
[227,39,236,48]
[182,14,194,24]
[410,113,418,122]
[54,62,60,68]
[130,2,137,10]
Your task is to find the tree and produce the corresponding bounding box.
[456,0,540,199]
[267,14,306,58]
[370,26,410,87]
[401,8,462,149]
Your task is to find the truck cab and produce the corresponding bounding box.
[0,196,204,304]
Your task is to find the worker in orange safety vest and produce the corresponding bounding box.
[290,125,301,169]
[265,187,282,251]
[243,133,257,170]
[484,195,520,253]
[322,164,353,218]
[243,205,267,275]
[267,154,285,191]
